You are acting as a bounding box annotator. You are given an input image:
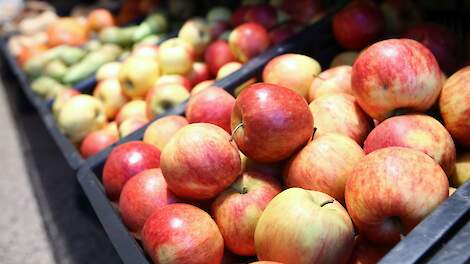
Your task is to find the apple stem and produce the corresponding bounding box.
[231,123,244,142]
[320,199,335,207]
[231,185,248,194]
[312,127,317,139]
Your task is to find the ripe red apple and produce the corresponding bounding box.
[142,204,224,264]
[364,114,456,176]
[255,188,354,263]
[229,22,270,63]
[351,39,442,121]
[263,53,321,99]
[160,123,241,199]
[103,141,161,201]
[349,236,392,264]
[330,51,358,68]
[115,100,148,124]
[345,147,449,245]
[232,83,313,163]
[93,79,128,120]
[279,0,325,24]
[244,4,277,29]
[309,93,372,145]
[333,0,385,50]
[154,75,192,91]
[80,129,119,159]
[119,168,178,235]
[143,115,188,150]
[380,0,423,35]
[211,170,282,256]
[440,66,470,147]
[204,40,237,76]
[185,62,210,87]
[308,65,353,102]
[403,23,461,74]
[285,133,364,203]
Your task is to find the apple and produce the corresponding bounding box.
[439,66,470,147]
[103,141,161,201]
[93,79,128,120]
[351,39,442,121]
[185,62,210,87]
[245,4,277,30]
[207,6,232,23]
[145,84,190,119]
[308,65,352,102]
[241,153,284,180]
[380,0,423,35]
[229,22,270,63]
[364,114,456,176]
[119,168,178,235]
[204,40,237,76]
[209,20,231,40]
[158,38,195,75]
[333,0,384,50]
[141,204,224,264]
[143,115,188,150]
[345,147,449,245]
[52,88,80,119]
[403,23,460,74]
[232,83,313,163]
[154,75,192,91]
[115,100,148,124]
[278,0,325,24]
[186,87,235,133]
[58,95,107,143]
[211,170,282,256]
[191,80,216,95]
[80,129,119,159]
[160,123,241,199]
[309,93,372,145]
[217,62,256,96]
[285,133,364,203]
[96,62,121,81]
[330,51,358,68]
[178,18,212,57]
[255,188,354,263]
[231,6,251,27]
[349,236,391,264]
[450,152,470,187]
[119,55,160,99]
[87,8,115,32]
[263,53,321,99]
[131,44,159,61]
[269,23,297,45]
[118,117,147,137]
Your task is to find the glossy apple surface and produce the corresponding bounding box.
[119,55,160,99]
[158,38,195,75]
[204,40,237,76]
[308,65,353,102]
[146,84,190,119]
[185,62,210,87]
[80,129,118,159]
[229,22,270,63]
[143,115,188,150]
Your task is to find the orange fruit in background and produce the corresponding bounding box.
[47,18,89,47]
[88,8,115,32]
[17,44,48,66]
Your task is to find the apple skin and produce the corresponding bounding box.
[229,22,270,63]
[131,44,159,61]
[96,62,122,81]
[160,123,241,200]
[232,83,313,163]
[284,133,364,203]
[211,170,282,256]
[119,55,160,99]
[158,38,195,75]
[250,262,283,264]
[52,88,80,119]
[154,75,192,91]
[204,40,237,76]
[118,117,147,137]
[333,0,384,50]
[141,204,224,264]
[263,53,321,99]
[217,62,256,96]
[178,18,212,57]
[145,84,190,119]
[349,236,391,264]
[143,115,188,150]
[244,4,277,30]
[439,66,470,147]
[185,62,210,87]
[309,93,372,145]
[351,39,442,121]
[191,80,216,95]
[80,129,118,159]
[308,66,353,102]
[103,141,161,201]
[119,168,179,235]
[93,79,128,120]
[115,100,148,124]
[186,87,235,133]
[87,8,115,32]
[363,114,456,176]
[450,152,470,187]
[255,188,354,264]
[345,147,449,245]
[330,51,358,68]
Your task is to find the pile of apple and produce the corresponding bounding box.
[53,2,328,158]
[94,25,470,264]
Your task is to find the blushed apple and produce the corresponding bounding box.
[131,44,159,61]
[96,61,121,81]
[145,84,190,119]
[308,65,352,102]
[143,115,188,150]
[191,80,216,95]
[115,100,148,124]
[349,236,392,264]
[178,18,212,57]
[154,75,192,91]
[52,88,80,119]
[330,51,358,68]
[185,62,210,87]
[80,129,119,159]
[119,55,160,99]
[205,40,237,76]
[450,152,470,187]
[118,117,147,137]
[158,38,195,75]
[93,79,128,120]
[229,22,270,63]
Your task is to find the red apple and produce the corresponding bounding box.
[279,0,325,24]
[154,75,192,91]
[309,93,372,145]
[185,62,210,87]
[205,40,237,76]
[263,53,321,99]
[440,66,470,147]
[255,188,354,263]
[333,0,384,50]
[160,123,241,199]
[285,133,364,203]
[229,22,270,63]
[308,65,353,102]
[211,170,282,256]
[80,129,119,159]
[351,39,442,121]
[143,115,188,150]
[364,114,456,176]
[103,141,161,201]
[245,4,277,30]
[349,236,392,264]
[119,168,178,235]
[115,100,148,124]
[232,83,313,163]
[141,204,224,264]
[345,147,449,245]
